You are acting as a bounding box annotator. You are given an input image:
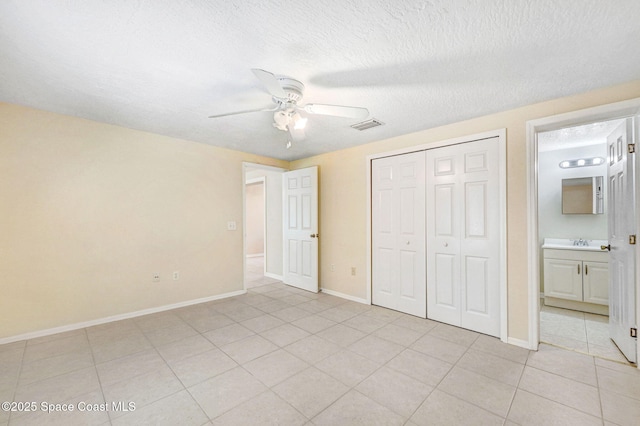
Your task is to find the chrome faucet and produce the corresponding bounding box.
[572,238,589,247]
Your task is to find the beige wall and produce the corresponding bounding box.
[4,80,640,343]
[245,182,265,255]
[291,80,640,342]
[0,103,287,339]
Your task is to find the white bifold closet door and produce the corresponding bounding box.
[426,138,501,337]
[372,151,427,317]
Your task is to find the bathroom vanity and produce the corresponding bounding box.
[542,238,609,315]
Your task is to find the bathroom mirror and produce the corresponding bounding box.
[562,176,604,214]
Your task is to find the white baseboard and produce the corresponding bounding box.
[0,289,247,345]
[246,254,264,258]
[508,336,535,350]
[264,272,283,281]
[320,288,370,305]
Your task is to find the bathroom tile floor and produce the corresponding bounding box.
[2,286,640,425]
[540,303,630,363]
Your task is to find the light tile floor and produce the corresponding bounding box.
[540,303,629,363]
[2,285,640,425]
[245,256,280,289]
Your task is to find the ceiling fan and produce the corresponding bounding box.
[208,69,369,148]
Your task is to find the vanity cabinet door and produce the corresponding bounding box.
[544,258,583,301]
[582,261,609,305]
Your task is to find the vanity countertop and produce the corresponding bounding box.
[542,238,609,252]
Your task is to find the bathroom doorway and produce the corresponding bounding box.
[537,120,625,361]
[528,100,640,366]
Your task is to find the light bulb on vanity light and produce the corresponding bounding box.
[558,157,605,169]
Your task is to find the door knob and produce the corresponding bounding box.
[310,233,319,238]
[600,244,611,251]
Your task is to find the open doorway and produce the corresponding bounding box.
[537,120,627,362]
[527,98,640,367]
[243,163,286,289]
[245,177,266,286]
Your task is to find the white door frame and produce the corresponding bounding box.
[245,177,266,264]
[525,98,640,360]
[242,162,287,290]
[366,129,508,343]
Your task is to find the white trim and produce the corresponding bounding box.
[243,162,288,173]
[507,337,534,350]
[246,253,265,258]
[321,288,370,305]
[366,129,508,343]
[264,272,283,281]
[366,157,372,305]
[366,129,504,162]
[0,290,247,345]
[526,97,640,355]
[497,129,508,343]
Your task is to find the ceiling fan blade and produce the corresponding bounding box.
[251,68,287,99]
[208,106,277,119]
[302,103,369,119]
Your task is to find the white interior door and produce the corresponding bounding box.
[426,138,502,337]
[283,167,319,293]
[372,151,426,317]
[607,118,637,363]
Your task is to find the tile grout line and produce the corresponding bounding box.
[86,327,113,426]
[426,333,516,422]
[5,342,26,426]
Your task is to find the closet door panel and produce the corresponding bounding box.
[459,139,501,336]
[372,151,426,318]
[427,138,501,337]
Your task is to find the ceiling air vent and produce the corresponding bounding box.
[351,118,384,131]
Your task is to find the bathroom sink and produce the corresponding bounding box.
[542,238,609,252]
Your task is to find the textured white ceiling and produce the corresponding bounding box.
[1,1,640,160]
[538,119,625,152]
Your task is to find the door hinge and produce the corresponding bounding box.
[629,143,636,154]
[630,235,637,245]
[631,328,638,338]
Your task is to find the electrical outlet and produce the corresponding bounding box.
[173,271,180,281]
[330,264,335,272]
[227,221,237,231]
[153,273,160,282]
[351,267,356,276]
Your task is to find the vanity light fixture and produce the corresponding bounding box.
[558,157,604,169]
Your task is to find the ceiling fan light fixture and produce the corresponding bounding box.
[273,110,289,131]
[292,112,307,130]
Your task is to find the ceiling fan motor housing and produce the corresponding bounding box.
[275,76,305,103]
